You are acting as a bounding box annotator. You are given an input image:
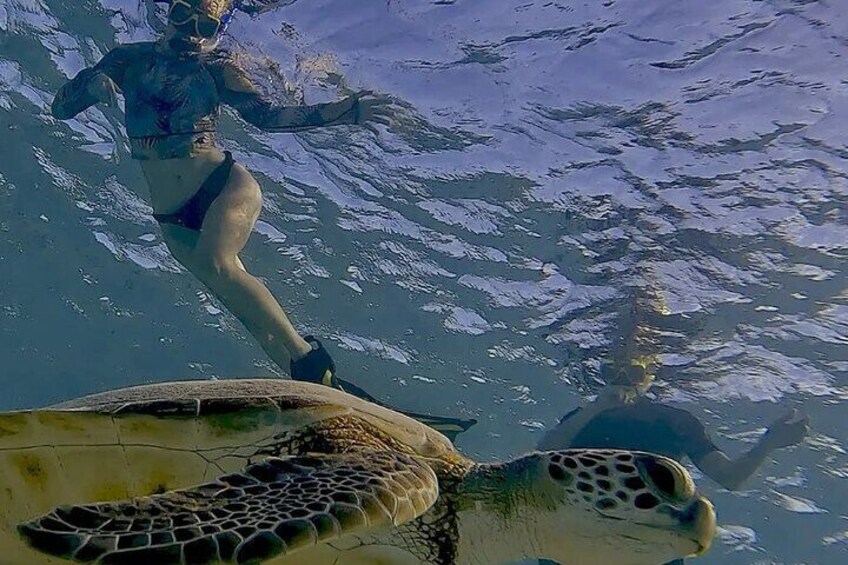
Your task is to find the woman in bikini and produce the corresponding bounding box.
[51,0,395,384]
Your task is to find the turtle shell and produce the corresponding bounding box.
[0,379,456,564]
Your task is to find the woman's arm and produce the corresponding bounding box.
[52,46,131,120]
[693,409,809,490]
[212,56,390,132]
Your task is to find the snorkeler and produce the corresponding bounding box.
[538,362,810,487]
[51,0,396,385]
[536,362,809,565]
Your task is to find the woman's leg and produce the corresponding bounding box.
[160,163,312,370]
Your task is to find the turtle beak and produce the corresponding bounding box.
[682,497,717,556]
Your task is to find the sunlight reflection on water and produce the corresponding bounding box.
[0,1,846,563]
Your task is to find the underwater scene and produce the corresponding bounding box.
[1,0,846,563]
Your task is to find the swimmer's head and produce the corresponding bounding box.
[598,361,656,403]
[166,0,236,48]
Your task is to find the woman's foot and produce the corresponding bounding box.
[290,336,339,388]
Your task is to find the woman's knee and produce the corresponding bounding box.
[189,253,241,284]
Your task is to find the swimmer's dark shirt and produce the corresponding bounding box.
[558,400,719,463]
[52,42,361,160]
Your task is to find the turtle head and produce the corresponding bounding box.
[526,449,716,565]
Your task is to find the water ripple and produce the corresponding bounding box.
[2,1,847,562]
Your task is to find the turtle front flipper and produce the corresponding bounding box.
[19,451,439,564]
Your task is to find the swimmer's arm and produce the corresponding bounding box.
[677,412,758,490]
[242,96,361,132]
[52,46,132,120]
[694,445,774,491]
[214,59,361,132]
[693,410,809,491]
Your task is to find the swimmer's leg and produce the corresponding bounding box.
[159,162,313,370]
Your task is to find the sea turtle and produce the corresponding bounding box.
[0,379,716,565]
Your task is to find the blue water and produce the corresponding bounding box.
[1,0,846,563]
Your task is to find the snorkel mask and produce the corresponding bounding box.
[601,360,656,403]
[168,0,236,41]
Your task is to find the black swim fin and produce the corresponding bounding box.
[336,377,477,443]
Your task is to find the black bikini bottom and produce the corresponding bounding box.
[153,151,234,231]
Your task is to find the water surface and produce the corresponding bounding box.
[1,0,846,563]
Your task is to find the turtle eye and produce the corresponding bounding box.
[635,456,694,502]
[644,460,676,498]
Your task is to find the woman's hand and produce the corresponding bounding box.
[345,91,397,127]
[86,72,119,108]
[355,91,396,126]
[762,409,810,450]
